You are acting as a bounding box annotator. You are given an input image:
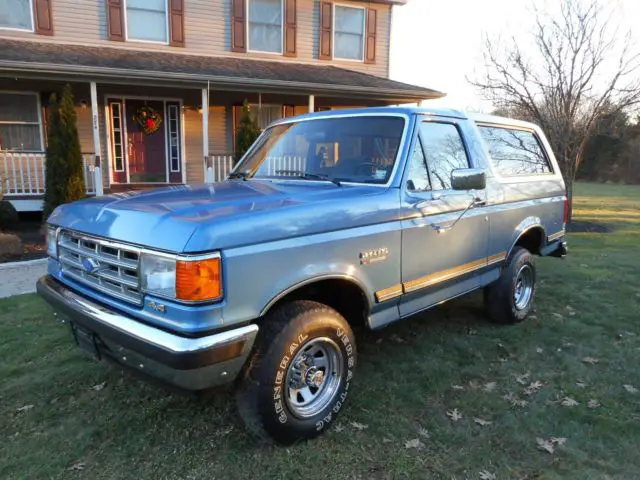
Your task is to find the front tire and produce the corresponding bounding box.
[484,246,536,324]
[236,300,356,444]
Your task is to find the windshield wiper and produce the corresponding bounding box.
[275,170,342,187]
[228,171,250,180]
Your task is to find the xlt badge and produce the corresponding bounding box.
[359,248,389,265]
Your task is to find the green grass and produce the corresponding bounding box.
[2,182,640,479]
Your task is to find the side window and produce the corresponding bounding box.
[479,126,552,176]
[406,138,431,192]
[418,122,469,190]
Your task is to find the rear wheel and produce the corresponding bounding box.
[484,246,536,324]
[236,300,356,444]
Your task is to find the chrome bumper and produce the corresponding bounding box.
[36,275,258,390]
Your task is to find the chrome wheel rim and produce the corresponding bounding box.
[285,337,344,419]
[514,264,534,310]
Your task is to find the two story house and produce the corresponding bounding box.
[0,0,442,211]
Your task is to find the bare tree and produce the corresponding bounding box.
[471,0,640,221]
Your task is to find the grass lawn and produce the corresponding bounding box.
[2,182,639,479]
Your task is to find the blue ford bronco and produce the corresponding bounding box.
[38,107,567,443]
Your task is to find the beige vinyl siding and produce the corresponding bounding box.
[0,1,390,79]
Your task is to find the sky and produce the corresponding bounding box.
[389,0,640,113]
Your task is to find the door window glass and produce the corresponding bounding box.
[478,126,552,176]
[406,137,430,192]
[418,122,469,190]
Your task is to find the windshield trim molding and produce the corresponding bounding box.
[230,112,411,189]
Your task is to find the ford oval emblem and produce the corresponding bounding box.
[82,257,101,274]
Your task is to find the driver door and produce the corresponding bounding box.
[399,120,489,317]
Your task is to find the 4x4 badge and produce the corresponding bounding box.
[359,248,389,265]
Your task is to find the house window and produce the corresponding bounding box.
[0,92,43,151]
[0,0,33,31]
[333,5,364,61]
[126,0,168,43]
[248,0,283,53]
[250,104,283,129]
[167,104,180,172]
[109,102,125,172]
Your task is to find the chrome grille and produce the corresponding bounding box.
[57,230,143,305]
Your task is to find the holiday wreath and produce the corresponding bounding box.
[133,106,163,134]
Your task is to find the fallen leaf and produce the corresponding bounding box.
[623,384,638,393]
[405,438,424,449]
[68,461,85,471]
[382,437,393,443]
[92,381,106,391]
[350,422,368,431]
[515,372,531,385]
[479,470,496,480]
[537,438,555,454]
[576,381,587,388]
[566,305,575,312]
[582,357,599,365]
[483,382,497,392]
[16,405,34,413]
[552,313,563,319]
[446,409,463,421]
[418,428,430,439]
[561,397,579,407]
[474,417,492,426]
[588,399,601,409]
[580,263,589,268]
[452,385,465,390]
[214,426,233,437]
[536,347,544,353]
[524,380,544,395]
[334,423,345,433]
[504,392,528,408]
[468,380,481,389]
[389,334,404,343]
[551,437,567,446]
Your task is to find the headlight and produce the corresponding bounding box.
[46,226,58,258]
[140,253,222,302]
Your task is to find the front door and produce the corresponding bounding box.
[107,98,182,184]
[399,119,489,317]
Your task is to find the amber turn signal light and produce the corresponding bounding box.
[176,257,222,301]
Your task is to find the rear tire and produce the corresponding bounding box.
[484,246,536,324]
[235,300,356,444]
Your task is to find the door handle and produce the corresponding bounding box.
[472,198,487,207]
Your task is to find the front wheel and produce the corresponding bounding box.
[235,300,356,444]
[484,246,537,324]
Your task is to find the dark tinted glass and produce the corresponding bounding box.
[479,126,552,176]
[418,122,469,190]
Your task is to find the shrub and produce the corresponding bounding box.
[235,99,261,165]
[43,84,85,220]
[0,232,22,257]
[0,200,19,230]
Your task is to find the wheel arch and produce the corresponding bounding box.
[259,275,372,327]
[508,222,546,258]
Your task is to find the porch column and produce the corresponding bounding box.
[308,94,315,113]
[90,81,104,196]
[202,87,212,183]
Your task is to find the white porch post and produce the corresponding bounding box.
[308,94,315,113]
[90,81,104,196]
[202,87,211,183]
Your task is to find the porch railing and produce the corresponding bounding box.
[205,154,308,183]
[0,152,97,197]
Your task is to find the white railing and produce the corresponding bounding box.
[205,154,308,183]
[0,152,97,196]
[206,154,236,183]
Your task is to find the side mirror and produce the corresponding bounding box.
[451,168,486,191]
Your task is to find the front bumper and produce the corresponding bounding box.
[36,275,258,390]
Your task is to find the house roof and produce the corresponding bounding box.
[0,39,442,103]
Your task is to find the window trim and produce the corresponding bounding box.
[123,0,170,45]
[166,103,181,173]
[0,0,35,32]
[332,2,366,63]
[476,123,555,179]
[108,102,125,173]
[0,90,45,152]
[246,0,285,55]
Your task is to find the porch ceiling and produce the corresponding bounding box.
[0,39,442,103]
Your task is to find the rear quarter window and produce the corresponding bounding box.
[478,126,553,177]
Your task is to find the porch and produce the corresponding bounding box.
[0,39,442,211]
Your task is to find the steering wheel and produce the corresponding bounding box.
[354,161,376,174]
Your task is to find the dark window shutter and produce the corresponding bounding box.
[283,0,297,57]
[33,0,53,35]
[364,8,377,64]
[169,0,185,47]
[319,1,332,60]
[283,105,295,118]
[233,104,243,150]
[106,0,125,41]
[231,0,246,53]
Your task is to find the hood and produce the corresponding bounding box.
[48,181,399,252]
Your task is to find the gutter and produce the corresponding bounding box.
[0,60,444,102]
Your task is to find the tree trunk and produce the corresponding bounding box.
[565,176,574,225]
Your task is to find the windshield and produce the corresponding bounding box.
[233,116,405,184]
